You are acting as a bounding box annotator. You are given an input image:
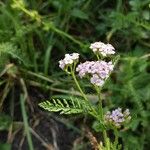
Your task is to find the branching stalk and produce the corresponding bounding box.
[71,70,98,118]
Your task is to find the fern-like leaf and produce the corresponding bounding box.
[0,42,24,62]
[0,42,27,71]
[39,98,91,115]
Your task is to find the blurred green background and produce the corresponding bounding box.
[0,0,150,150]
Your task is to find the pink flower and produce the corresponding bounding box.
[90,74,104,86]
[76,60,114,86]
[105,108,131,128]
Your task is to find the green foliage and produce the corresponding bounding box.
[39,98,91,115]
[71,9,89,20]
[0,114,12,131]
[0,143,11,150]
[96,0,150,49]
[0,0,149,149]
[0,42,29,71]
[0,42,25,70]
[106,51,150,149]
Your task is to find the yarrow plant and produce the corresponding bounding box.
[39,41,131,150]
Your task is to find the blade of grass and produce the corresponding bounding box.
[22,69,55,83]
[44,33,55,75]
[20,78,34,150]
[0,81,11,112]
[28,33,38,72]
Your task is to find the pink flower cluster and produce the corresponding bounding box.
[105,108,131,128]
[76,61,114,86]
[59,53,79,70]
[90,41,115,57]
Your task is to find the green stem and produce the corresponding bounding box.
[71,71,98,118]
[114,129,119,150]
[96,86,109,150]
[103,131,110,150]
[71,71,88,101]
[97,89,103,120]
[96,54,100,60]
[50,25,84,47]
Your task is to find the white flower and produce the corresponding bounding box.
[71,53,79,60]
[59,53,79,70]
[90,41,105,50]
[64,57,73,64]
[90,41,115,57]
[59,60,65,69]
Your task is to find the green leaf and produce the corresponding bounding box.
[0,143,11,150]
[0,42,27,71]
[142,11,150,20]
[71,9,88,20]
[39,98,91,115]
[0,114,12,131]
[92,120,105,132]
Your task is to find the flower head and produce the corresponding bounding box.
[90,74,105,86]
[90,41,115,57]
[59,53,79,70]
[105,108,131,128]
[76,60,114,86]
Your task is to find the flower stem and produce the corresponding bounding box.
[97,89,103,120]
[113,129,119,149]
[71,71,88,101]
[96,54,100,60]
[71,71,98,117]
[96,86,109,150]
[103,131,110,150]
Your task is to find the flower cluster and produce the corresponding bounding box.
[59,53,79,70]
[105,108,131,128]
[76,61,114,86]
[90,41,115,57]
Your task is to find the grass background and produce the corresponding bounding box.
[0,0,150,150]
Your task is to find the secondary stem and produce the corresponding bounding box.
[71,71,88,101]
[71,71,98,118]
